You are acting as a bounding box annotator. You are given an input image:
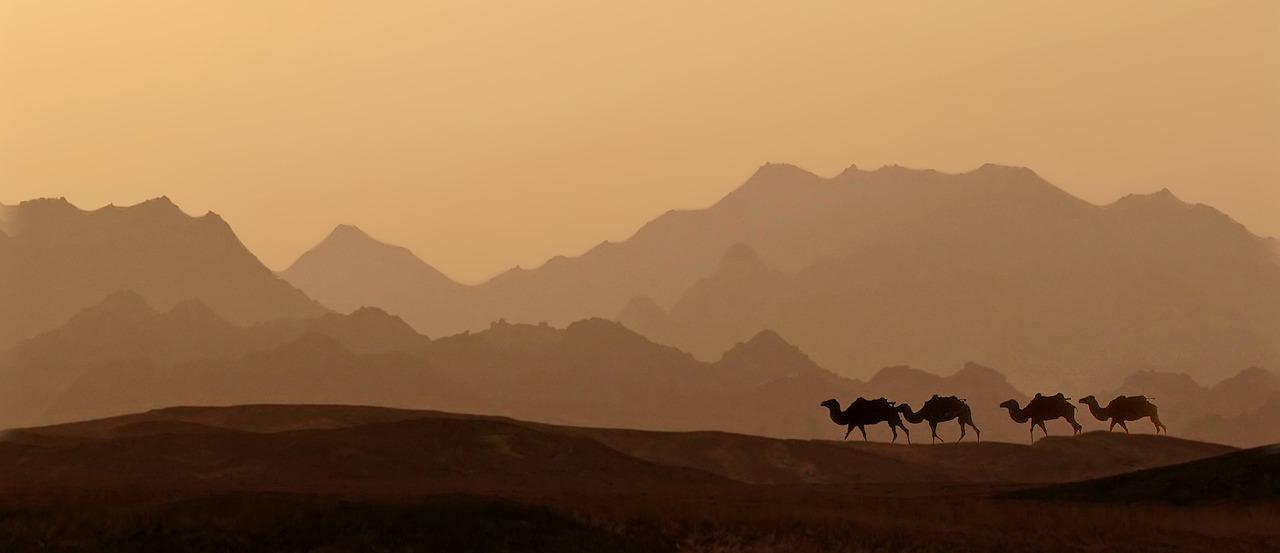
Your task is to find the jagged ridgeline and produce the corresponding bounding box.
[0,197,326,350]
[281,164,1280,390]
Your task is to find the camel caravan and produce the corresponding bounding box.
[821,393,1164,444]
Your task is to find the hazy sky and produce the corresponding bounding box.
[2,1,1276,283]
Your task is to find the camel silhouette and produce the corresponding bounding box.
[820,397,912,443]
[896,394,981,443]
[999,393,1082,442]
[1079,395,1167,434]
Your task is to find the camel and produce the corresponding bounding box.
[820,397,912,444]
[896,394,981,443]
[998,393,1082,442]
[1079,395,1167,434]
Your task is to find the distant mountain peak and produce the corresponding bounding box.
[735,329,797,353]
[141,195,177,208]
[865,365,944,391]
[720,329,812,365]
[616,296,667,335]
[321,224,379,245]
[1113,188,1189,208]
[165,298,221,320]
[93,290,155,314]
[835,163,861,180]
[17,196,76,209]
[749,162,816,181]
[953,362,1011,385]
[715,162,825,210]
[715,243,768,277]
[972,163,1036,175]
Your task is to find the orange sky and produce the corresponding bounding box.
[2,1,1277,283]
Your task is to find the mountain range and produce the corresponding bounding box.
[3,163,1277,446]
[2,291,1275,446]
[0,197,324,350]
[280,164,1280,390]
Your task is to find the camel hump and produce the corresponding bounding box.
[1115,395,1153,407]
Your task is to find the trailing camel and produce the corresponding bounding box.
[820,397,912,443]
[897,395,981,443]
[998,393,1082,443]
[1079,395,1167,434]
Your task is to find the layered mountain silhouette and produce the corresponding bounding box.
[1184,395,1280,448]
[3,290,1276,445]
[280,224,464,334]
[0,197,324,350]
[0,293,436,426]
[1106,367,1279,445]
[280,164,1280,390]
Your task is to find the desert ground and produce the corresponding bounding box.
[0,404,1274,552]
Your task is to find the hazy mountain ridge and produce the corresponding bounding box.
[0,197,325,350]
[279,225,464,334]
[280,163,1280,389]
[0,293,431,427]
[5,296,1277,446]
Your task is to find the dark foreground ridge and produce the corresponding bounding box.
[0,405,1274,552]
[1004,443,1280,504]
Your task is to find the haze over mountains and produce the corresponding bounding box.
[282,163,1280,390]
[4,163,1278,447]
[2,289,1275,447]
[0,197,324,350]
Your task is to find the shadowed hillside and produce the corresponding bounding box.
[0,405,1234,491]
[0,405,1265,552]
[1006,444,1280,504]
[0,197,325,350]
[280,164,1280,390]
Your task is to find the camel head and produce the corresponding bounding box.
[1078,395,1099,406]
[820,398,840,410]
[998,399,1020,411]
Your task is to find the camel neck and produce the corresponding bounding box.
[1004,406,1029,424]
[824,404,845,425]
[1083,401,1109,421]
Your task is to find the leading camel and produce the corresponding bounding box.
[1079,395,1167,434]
[820,397,912,444]
[896,395,981,443]
[999,393,1082,443]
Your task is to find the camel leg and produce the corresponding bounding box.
[930,421,942,444]
[902,423,911,445]
[1118,420,1130,434]
[844,425,854,440]
[1150,414,1166,435]
[858,426,868,442]
[961,414,979,443]
[1037,421,1049,437]
[889,425,899,443]
[1108,420,1118,432]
